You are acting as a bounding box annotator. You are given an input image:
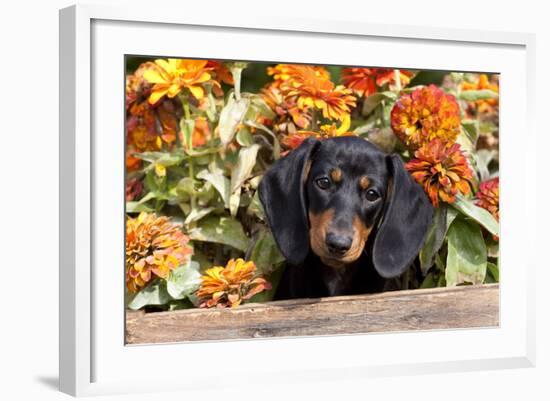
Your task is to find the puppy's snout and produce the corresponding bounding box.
[325,232,352,255]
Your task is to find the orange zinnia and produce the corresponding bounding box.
[341,68,414,98]
[405,139,473,207]
[262,84,311,135]
[206,60,234,97]
[281,115,352,150]
[267,64,330,88]
[196,259,271,308]
[475,177,499,221]
[391,85,461,150]
[267,64,356,122]
[126,213,193,293]
[126,63,183,170]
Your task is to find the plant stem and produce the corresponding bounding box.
[233,67,242,101]
[183,102,191,121]
[179,93,196,210]
[394,69,402,92]
[229,62,248,101]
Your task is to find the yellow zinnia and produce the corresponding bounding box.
[143,58,214,104]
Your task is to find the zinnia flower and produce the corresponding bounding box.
[143,58,215,104]
[126,63,182,170]
[461,74,499,114]
[196,258,271,308]
[206,60,234,97]
[126,62,155,110]
[126,212,193,293]
[269,64,356,122]
[281,115,352,149]
[267,64,330,88]
[475,177,499,221]
[391,85,461,150]
[341,68,413,98]
[405,139,473,206]
[373,68,414,88]
[262,85,311,135]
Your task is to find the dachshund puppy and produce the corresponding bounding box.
[259,136,433,299]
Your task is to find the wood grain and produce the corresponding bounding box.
[125,284,499,344]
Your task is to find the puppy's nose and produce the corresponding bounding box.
[326,232,352,255]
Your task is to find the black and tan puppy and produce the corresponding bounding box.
[259,136,433,299]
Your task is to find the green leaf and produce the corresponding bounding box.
[176,177,197,197]
[231,144,260,192]
[229,144,260,216]
[218,94,250,146]
[188,215,249,252]
[419,271,437,289]
[361,92,397,116]
[166,261,201,300]
[247,190,265,221]
[451,196,499,236]
[246,94,276,120]
[458,89,498,101]
[184,206,215,225]
[249,229,285,275]
[446,217,487,287]
[446,206,459,229]
[245,120,281,160]
[127,280,172,310]
[126,201,154,213]
[462,119,479,144]
[485,262,499,283]
[409,71,447,86]
[455,129,475,155]
[236,127,254,146]
[167,299,195,311]
[137,151,185,166]
[419,205,448,273]
[229,186,241,217]
[474,149,497,182]
[197,170,230,208]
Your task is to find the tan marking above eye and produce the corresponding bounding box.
[330,168,342,183]
[359,176,370,190]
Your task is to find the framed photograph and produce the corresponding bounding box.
[59,3,536,397]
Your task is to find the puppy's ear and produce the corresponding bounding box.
[259,138,320,265]
[372,154,433,278]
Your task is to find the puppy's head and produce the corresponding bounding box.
[305,138,387,268]
[259,136,433,278]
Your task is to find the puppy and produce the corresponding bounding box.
[259,136,433,299]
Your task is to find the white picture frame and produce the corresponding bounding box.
[59,3,536,397]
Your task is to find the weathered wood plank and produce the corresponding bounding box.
[126,284,499,344]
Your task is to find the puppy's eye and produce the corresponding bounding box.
[316,177,331,190]
[365,189,380,201]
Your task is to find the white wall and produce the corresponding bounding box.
[0,1,547,400]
